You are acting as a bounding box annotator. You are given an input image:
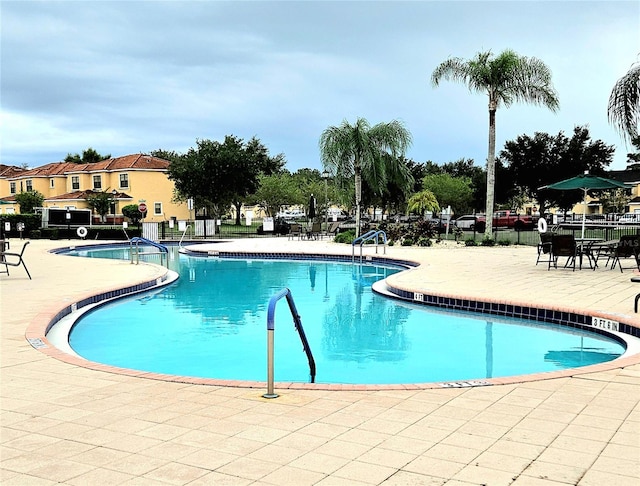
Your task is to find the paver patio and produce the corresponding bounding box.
[1,237,638,485]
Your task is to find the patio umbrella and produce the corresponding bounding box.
[308,194,316,219]
[540,173,627,239]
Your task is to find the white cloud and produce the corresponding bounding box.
[1,0,637,171]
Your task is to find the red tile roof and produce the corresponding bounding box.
[7,154,170,178]
[0,164,26,178]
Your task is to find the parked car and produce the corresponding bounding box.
[618,213,640,224]
[492,210,537,230]
[338,218,370,233]
[326,208,348,221]
[454,215,486,232]
[256,217,290,235]
[389,214,420,223]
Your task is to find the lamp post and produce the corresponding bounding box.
[65,210,71,239]
[111,189,117,224]
[322,170,330,234]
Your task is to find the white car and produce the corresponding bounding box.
[454,214,486,231]
[618,213,640,224]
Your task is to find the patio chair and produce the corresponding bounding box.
[536,232,553,266]
[0,241,31,279]
[308,222,321,240]
[609,235,640,273]
[288,223,302,240]
[549,234,577,271]
[327,221,341,238]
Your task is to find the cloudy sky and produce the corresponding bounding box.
[1,1,638,173]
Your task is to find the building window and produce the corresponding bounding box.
[93,175,102,189]
[26,180,33,191]
[50,178,55,189]
[72,176,80,190]
[9,182,16,194]
[119,173,129,189]
[154,202,162,215]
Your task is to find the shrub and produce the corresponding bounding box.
[417,237,432,247]
[465,238,478,246]
[29,229,41,239]
[481,237,496,246]
[402,238,413,246]
[498,239,511,246]
[0,213,42,237]
[334,230,356,244]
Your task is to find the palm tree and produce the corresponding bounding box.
[407,190,440,217]
[432,49,559,237]
[608,61,639,143]
[319,117,412,237]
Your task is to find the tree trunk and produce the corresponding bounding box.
[484,102,497,239]
[354,163,362,238]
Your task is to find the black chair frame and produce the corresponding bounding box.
[0,241,31,280]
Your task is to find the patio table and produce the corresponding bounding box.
[587,239,619,269]
[575,237,604,269]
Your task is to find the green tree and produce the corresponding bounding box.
[167,136,285,223]
[150,149,182,163]
[432,49,559,236]
[122,204,143,226]
[319,117,412,236]
[421,173,473,215]
[65,147,111,164]
[441,158,487,212]
[86,190,114,223]
[407,190,440,217]
[252,173,300,217]
[608,61,639,143]
[625,136,640,170]
[14,190,44,214]
[599,188,629,214]
[501,126,615,215]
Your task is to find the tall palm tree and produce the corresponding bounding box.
[432,49,559,237]
[319,117,412,237]
[608,61,639,143]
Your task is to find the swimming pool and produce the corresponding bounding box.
[57,245,626,385]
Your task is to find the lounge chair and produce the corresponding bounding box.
[549,234,577,271]
[0,241,31,279]
[609,235,640,273]
[327,221,341,238]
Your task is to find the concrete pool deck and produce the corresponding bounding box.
[1,237,639,485]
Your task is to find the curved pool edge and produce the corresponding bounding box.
[26,246,640,392]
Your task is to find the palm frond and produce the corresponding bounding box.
[608,62,640,143]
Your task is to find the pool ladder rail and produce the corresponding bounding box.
[178,224,192,248]
[352,230,387,263]
[129,237,169,267]
[264,288,316,399]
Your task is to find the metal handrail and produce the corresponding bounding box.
[352,230,387,263]
[178,224,192,248]
[129,237,169,267]
[263,288,316,398]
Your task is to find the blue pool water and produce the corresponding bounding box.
[64,246,625,384]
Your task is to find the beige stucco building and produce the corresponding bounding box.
[0,154,189,223]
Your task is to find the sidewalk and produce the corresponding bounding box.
[1,238,638,485]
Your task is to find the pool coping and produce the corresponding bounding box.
[26,246,640,392]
